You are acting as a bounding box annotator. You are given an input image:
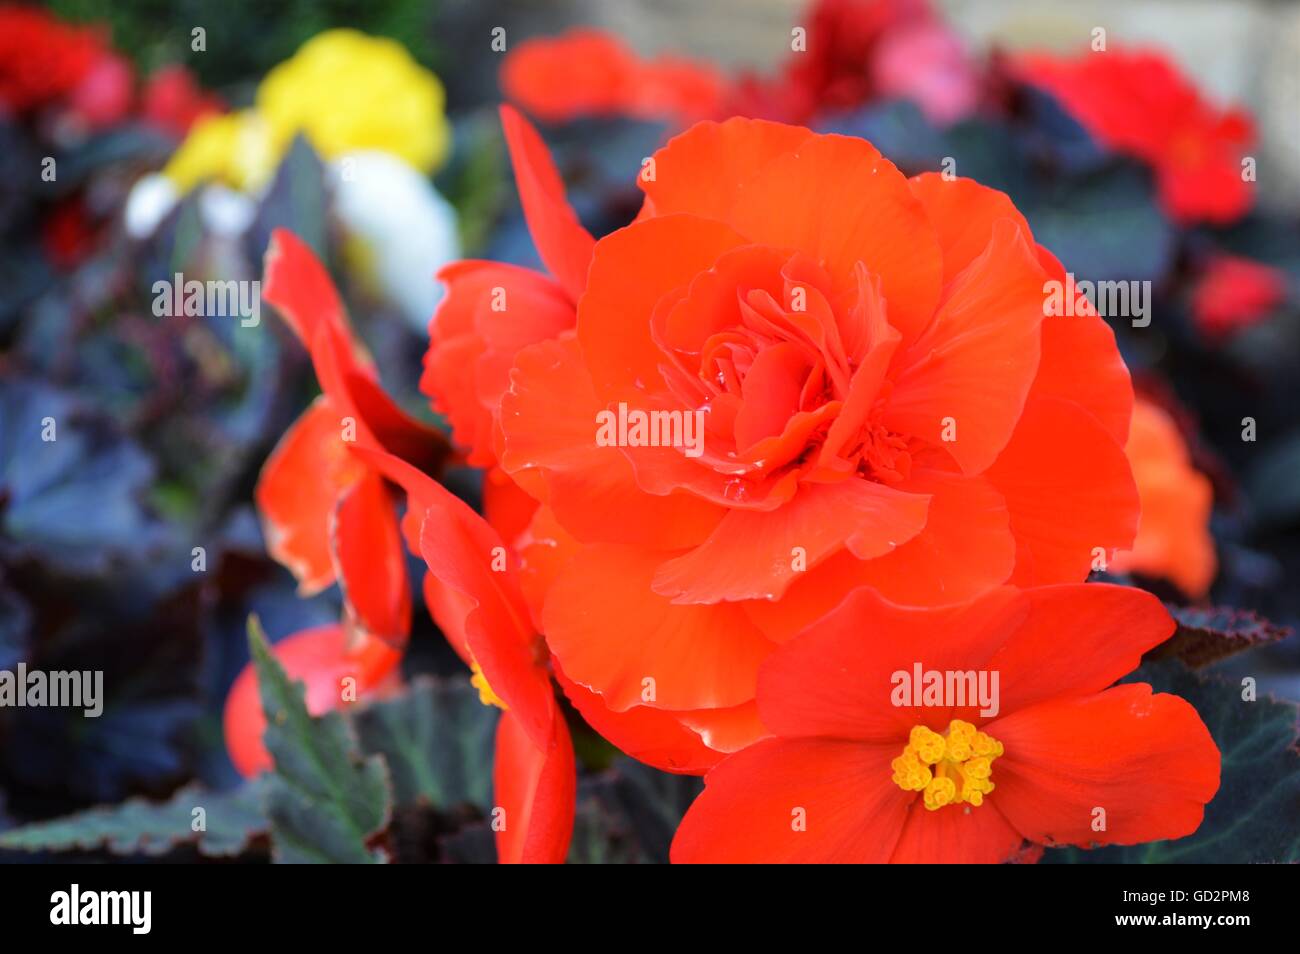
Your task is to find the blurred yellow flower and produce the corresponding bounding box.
[163,29,450,193]
[163,110,276,192]
[257,29,450,173]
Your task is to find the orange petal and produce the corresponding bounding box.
[1110,399,1216,597]
[554,662,723,775]
[987,583,1175,715]
[263,228,355,353]
[311,321,449,474]
[501,29,727,126]
[882,219,1046,475]
[493,707,575,864]
[330,470,411,648]
[423,260,574,467]
[670,739,910,863]
[652,479,929,604]
[542,543,775,712]
[353,446,555,752]
[889,800,1024,863]
[499,336,725,549]
[482,466,539,549]
[755,585,1020,742]
[856,464,1016,607]
[985,395,1138,586]
[644,120,942,341]
[676,701,769,755]
[256,396,365,594]
[989,683,1220,848]
[1033,247,1133,446]
[907,173,1033,285]
[499,105,595,302]
[578,212,750,398]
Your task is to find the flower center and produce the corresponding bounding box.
[891,720,1003,811]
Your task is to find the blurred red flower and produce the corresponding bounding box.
[501,0,976,128]
[0,5,106,114]
[141,65,224,137]
[1011,47,1255,225]
[1191,253,1287,338]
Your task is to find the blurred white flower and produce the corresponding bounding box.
[330,150,460,330]
[198,184,258,237]
[123,175,257,239]
[123,173,179,238]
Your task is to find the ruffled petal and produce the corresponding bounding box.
[641,119,942,341]
[499,336,725,549]
[651,479,929,604]
[882,219,1046,474]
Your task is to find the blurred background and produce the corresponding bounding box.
[0,0,1296,862]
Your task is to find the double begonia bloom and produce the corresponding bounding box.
[1012,47,1255,225]
[671,583,1220,862]
[477,115,1138,770]
[1111,398,1216,599]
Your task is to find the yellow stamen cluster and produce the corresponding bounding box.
[470,662,509,711]
[891,720,1004,811]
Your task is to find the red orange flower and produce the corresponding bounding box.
[256,229,449,646]
[671,584,1219,862]
[422,107,588,473]
[1012,47,1255,225]
[500,29,727,127]
[1111,397,1216,599]
[355,446,575,864]
[470,115,1137,770]
[0,6,106,113]
[500,0,973,129]
[227,232,451,777]
[1191,253,1287,338]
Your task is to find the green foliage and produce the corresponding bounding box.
[48,0,444,89]
[248,617,392,863]
[0,780,267,857]
[351,675,497,810]
[568,759,703,864]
